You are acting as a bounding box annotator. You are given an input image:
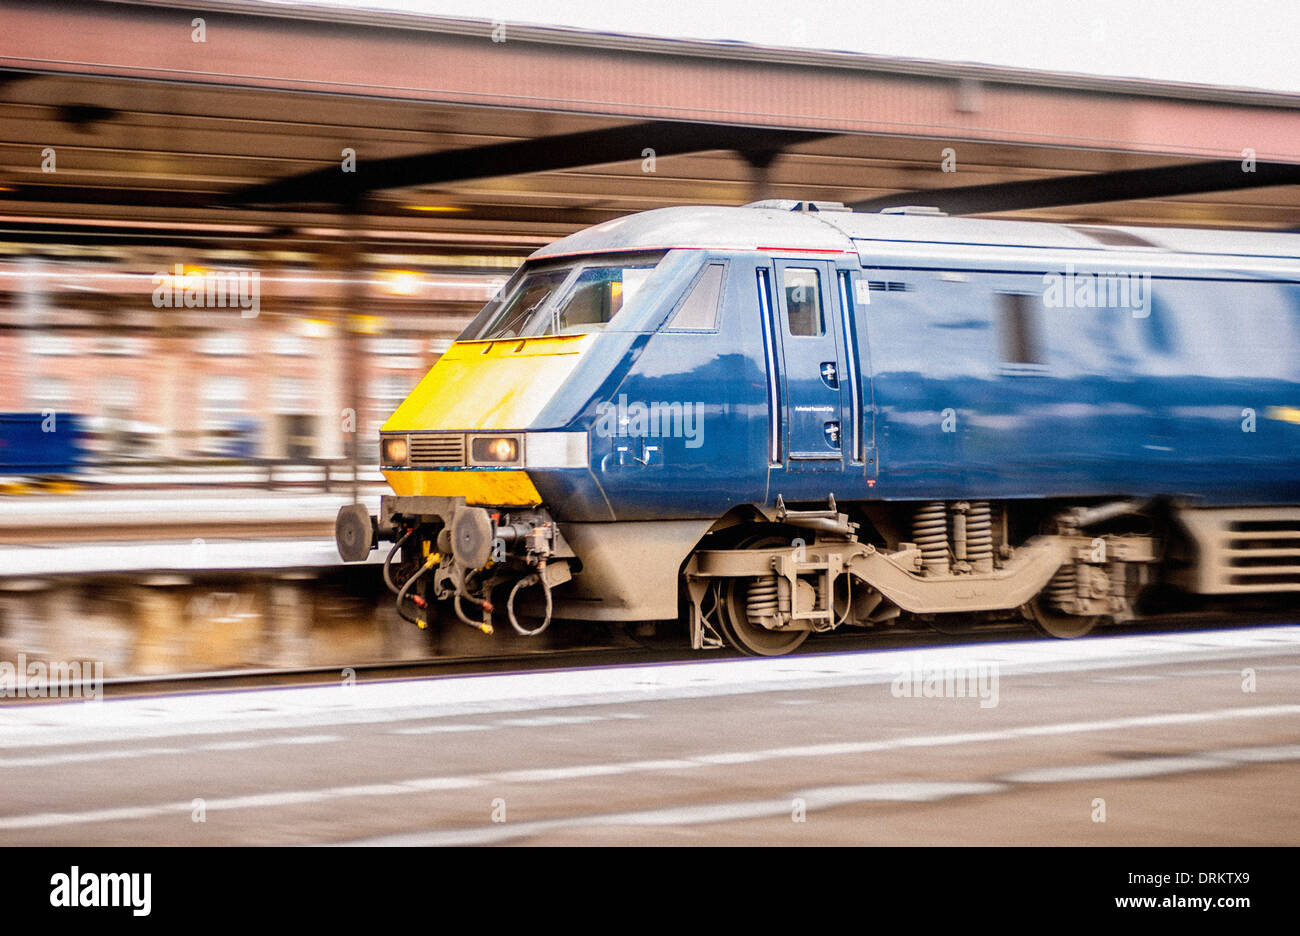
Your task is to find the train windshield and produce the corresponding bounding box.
[470,253,665,340]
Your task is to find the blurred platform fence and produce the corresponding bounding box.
[38,458,377,491]
[0,489,381,546]
[0,487,485,677]
[1,456,385,495]
[0,565,434,678]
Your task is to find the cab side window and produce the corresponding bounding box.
[667,262,725,331]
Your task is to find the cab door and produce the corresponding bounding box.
[773,259,846,471]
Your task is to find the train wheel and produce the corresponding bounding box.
[712,532,809,656]
[716,578,809,656]
[1027,597,1102,638]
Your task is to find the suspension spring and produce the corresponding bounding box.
[746,576,780,626]
[1048,564,1078,611]
[1109,561,1128,612]
[912,501,951,575]
[967,501,994,572]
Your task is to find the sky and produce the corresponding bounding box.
[294,0,1300,94]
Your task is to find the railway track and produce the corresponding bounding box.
[4,605,1294,703]
[0,624,960,704]
[84,619,1060,699]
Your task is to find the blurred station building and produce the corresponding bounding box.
[0,252,503,461]
[1,0,1298,469]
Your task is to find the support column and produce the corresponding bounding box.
[740,148,782,203]
[130,576,190,675]
[332,197,369,500]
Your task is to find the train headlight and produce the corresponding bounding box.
[380,435,410,467]
[470,435,521,465]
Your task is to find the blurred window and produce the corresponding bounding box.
[101,375,138,409]
[201,376,249,430]
[998,293,1044,364]
[368,337,422,355]
[667,263,725,331]
[28,333,76,356]
[784,268,824,337]
[371,374,417,405]
[200,332,250,356]
[272,333,309,356]
[95,335,147,356]
[273,376,308,415]
[366,375,417,438]
[379,357,421,370]
[29,376,72,409]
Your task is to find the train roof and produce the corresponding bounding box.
[531,203,1300,269]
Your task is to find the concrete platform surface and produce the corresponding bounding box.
[0,624,1296,845]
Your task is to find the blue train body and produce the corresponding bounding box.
[492,206,1300,517]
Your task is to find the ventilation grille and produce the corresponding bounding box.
[407,433,466,467]
[1179,509,1300,593]
[1223,519,1300,588]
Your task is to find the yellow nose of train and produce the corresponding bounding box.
[378,333,596,506]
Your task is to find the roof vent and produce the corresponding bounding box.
[879,205,947,216]
[745,199,851,213]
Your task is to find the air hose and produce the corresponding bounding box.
[507,573,553,637]
[395,552,438,628]
[383,526,417,595]
[454,593,494,635]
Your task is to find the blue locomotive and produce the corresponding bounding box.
[336,201,1300,654]
[0,413,89,482]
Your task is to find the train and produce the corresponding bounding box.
[335,200,1300,655]
[0,412,88,482]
